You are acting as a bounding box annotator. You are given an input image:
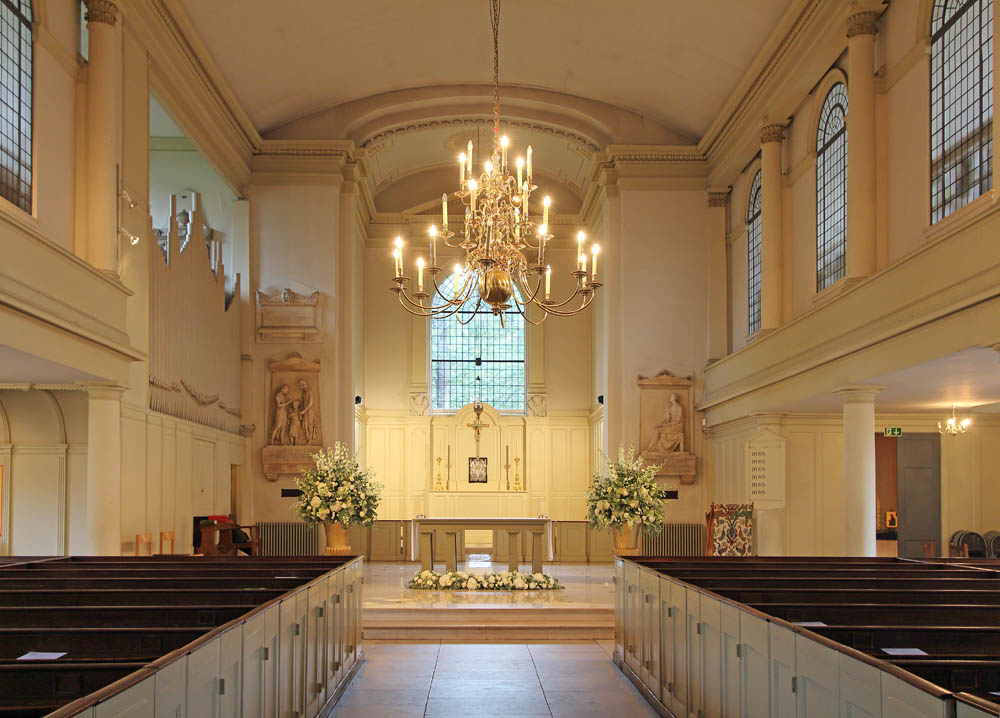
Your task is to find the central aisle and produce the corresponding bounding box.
[330,641,659,717]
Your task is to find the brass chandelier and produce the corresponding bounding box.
[390,0,602,325]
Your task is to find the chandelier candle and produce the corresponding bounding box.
[387,0,602,325]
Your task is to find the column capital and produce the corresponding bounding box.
[834,384,885,403]
[707,190,730,208]
[760,124,786,144]
[84,0,119,26]
[847,11,879,38]
[81,383,128,401]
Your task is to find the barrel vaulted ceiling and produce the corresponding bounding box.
[173,0,796,212]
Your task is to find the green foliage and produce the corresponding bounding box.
[586,444,670,536]
[294,443,382,527]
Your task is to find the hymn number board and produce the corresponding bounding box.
[745,429,786,509]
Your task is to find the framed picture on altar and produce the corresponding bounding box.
[468,457,488,483]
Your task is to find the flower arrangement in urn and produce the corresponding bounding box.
[294,442,382,555]
[586,445,670,555]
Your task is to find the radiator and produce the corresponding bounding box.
[641,523,705,556]
[259,522,320,556]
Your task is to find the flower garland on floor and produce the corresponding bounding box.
[408,569,562,591]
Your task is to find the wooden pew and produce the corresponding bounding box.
[0,661,148,717]
[0,627,208,660]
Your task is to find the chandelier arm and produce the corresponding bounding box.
[394,291,461,319]
[538,284,586,309]
[511,270,544,306]
[396,288,463,317]
[533,292,596,318]
[510,293,549,326]
[428,272,468,307]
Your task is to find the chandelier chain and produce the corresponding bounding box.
[491,0,501,140]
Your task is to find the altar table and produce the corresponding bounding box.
[411,517,553,574]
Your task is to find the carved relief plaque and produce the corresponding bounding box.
[262,353,322,482]
[638,370,697,484]
[256,288,321,343]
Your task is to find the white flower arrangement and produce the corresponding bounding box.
[294,442,383,527]
[586,444,670,536]
[407,569,562,591]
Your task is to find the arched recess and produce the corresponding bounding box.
[51,391,89,554]
[0,389,69,556]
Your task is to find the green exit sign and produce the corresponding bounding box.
[883,427,902,437]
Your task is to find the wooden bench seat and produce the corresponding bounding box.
[0,576,310,590]
[747,601,1000,625]
[0,661,149,716]
[890,658,1000,698]
[806,624,1000,655]
[0,627,208,660]
[0,587,286,607]
[0,604,252,628]
[707,586,1000,604]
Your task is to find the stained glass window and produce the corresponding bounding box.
[0,0,31,213]
[747,170,762,335]
[816,82,848,291]
[430,274,526,412]
[931,0,993,223]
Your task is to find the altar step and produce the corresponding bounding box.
[363,606,613,641]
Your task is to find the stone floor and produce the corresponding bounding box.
[330,641,658,717]
[364,556,615,611]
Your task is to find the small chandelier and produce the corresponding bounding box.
[389,0,602,325]
[939,405,971,436]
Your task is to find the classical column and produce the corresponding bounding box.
[846,11,879,279]
[759,125,785,331]
[84,0,122,275]
[85,385,125,555]
[836,385,883,556]
[707,190,729,362]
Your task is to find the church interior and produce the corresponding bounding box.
[2,0,1000,716]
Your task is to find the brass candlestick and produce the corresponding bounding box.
[445,446,452,490]
[513,457,522,491]
[434,457,444,491]
[504,446,511,491]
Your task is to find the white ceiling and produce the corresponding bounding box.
[175,0,794,140]
[150,96,185,138]
[0,345,102,385]
[777,348,1000,414]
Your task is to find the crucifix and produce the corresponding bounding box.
[467,401,491,457]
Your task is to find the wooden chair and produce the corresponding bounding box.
[232,523,260,556]
[134,533,152,557]
[159,530,175,555]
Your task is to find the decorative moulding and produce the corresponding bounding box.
[256,288,321,343]
[526,394,548,417]
[409,393,429,417]
[637,370,697,484]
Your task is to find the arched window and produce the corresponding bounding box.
[430,275,526,412]
[931,0,993,223]
[0,0,31,213]
[816,83,848,291]
[747,170,762,335]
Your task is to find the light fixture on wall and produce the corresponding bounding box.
[938,405,971,436]
[388,0,602,326]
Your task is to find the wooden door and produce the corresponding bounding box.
[659,576,674,704]
[327,571,344,688]
[769,622,795,718]
[838,653,880,718]
[701,593,723,718]
[639,569,660,701]
[278,591,308,718]
[187,638,221,717]
[721,603,741,718]
[669,580,689,717]
[304,581,327,717]
[897,434,941,559]
[242,611,268,718]
[96,678,155,717]
[219,627,242,718]
[624,562,640,673]
[154,655,187,718]
[686,588,703,718]
[794,634,837,717]
[740,611,768,718]
[614,559,625,659]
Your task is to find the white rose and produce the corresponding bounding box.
[532,573,544,582]
[466,578,478,590]
[310,496,321,507]
[513,578,526,589]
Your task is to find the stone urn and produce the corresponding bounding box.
[612,523,641,556]
[323,521,351,555]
